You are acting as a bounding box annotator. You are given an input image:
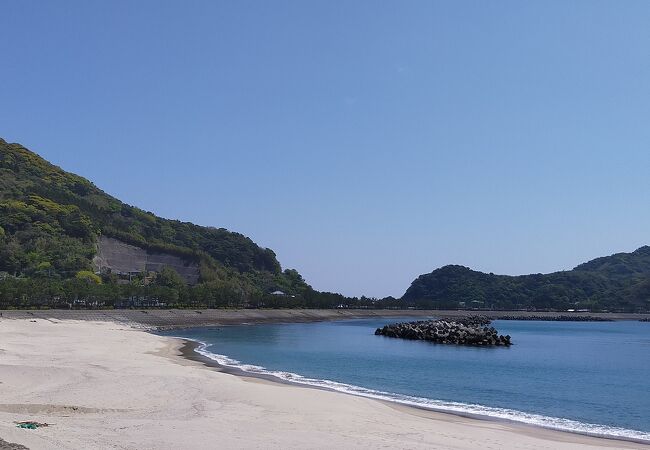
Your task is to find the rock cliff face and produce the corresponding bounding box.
[93,236,199,284]
[375,316,511,347]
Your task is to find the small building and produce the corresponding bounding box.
[270,290,286,296]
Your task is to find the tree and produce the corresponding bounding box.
[155,266,186,290]
[75,270,102,284]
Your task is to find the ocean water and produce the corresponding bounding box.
[162,318,650,441]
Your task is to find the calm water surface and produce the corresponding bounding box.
[163,318,650,441]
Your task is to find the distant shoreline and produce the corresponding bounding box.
[0,308,647,330]
[0,309,650,330]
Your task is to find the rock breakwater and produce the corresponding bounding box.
[375,316,511,346]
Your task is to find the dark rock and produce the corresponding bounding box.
[0,438,29,450]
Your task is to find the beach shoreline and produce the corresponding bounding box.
[176,338,650,447]
[0,318,647,449]
[1,308,647,331]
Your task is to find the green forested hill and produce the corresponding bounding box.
[0,138,345,308]
[402,247,650,312]
[0,138,278,274]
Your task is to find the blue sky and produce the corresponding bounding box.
[1,1,649,297]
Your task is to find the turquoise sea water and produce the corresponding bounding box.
[162,319,650,441]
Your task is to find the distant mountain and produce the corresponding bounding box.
[0,138,317,306]
[402,247,650,312]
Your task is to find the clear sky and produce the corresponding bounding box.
[1,1,649,297]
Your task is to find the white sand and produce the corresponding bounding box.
[0,319,645,449]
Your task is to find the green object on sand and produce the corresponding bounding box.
[15,421,49,430]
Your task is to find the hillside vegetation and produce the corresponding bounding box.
[2,138,648,312]
[0,138,348,308]
[403,247,650,312]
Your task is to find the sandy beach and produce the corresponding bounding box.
[0,319,646,449]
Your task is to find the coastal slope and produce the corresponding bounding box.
[0,319,644,449]
[0,138,314,306]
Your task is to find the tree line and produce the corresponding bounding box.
[0,268,404,310]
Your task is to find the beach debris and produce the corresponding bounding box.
[375,316,511,346]
[14,421,50,430]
